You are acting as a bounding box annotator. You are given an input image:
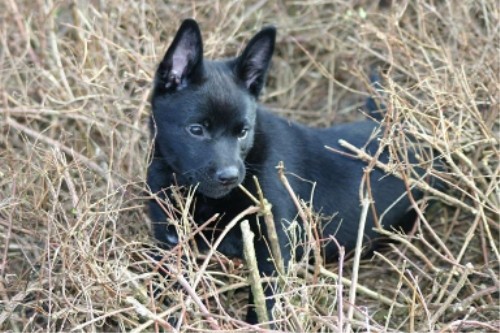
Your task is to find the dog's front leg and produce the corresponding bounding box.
[147,157,179,248]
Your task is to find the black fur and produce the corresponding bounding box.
[148,19,423,323]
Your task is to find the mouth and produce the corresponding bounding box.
[198,182,239,199]
[185,168,245,199]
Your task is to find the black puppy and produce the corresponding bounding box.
[148,19,422,323]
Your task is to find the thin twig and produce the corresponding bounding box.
[5,117,112,183]
[345,195,371,332]
[253,176,285,275]
[332,140,478,214]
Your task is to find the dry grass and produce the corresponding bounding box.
[1,0,499,332]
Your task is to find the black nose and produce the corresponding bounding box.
[216,166,239,185]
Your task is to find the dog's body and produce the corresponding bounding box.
[148,19,422,323]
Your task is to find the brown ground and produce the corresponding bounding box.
[0,0,498,332]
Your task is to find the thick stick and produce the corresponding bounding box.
[241,219,270,326]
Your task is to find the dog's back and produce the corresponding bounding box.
[246,110,419,260]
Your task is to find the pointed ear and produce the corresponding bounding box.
[157,19,203,91]
[235,26,276,97]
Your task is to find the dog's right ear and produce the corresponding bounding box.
[157,19,204,91]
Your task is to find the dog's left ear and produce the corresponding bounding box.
[235,26,276,97]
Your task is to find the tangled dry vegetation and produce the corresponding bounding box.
[1,0,498,332]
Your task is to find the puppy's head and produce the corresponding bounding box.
[151,19,276,198]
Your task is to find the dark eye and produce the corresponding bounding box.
[238,128,248,140]
[188,124,204,137]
